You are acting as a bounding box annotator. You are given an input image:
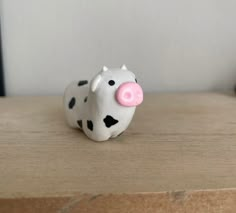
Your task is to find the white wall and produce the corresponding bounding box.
[1,0,236,95]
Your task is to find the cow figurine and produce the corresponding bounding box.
[63,65,143,141]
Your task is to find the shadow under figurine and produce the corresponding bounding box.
[63,65,143,141]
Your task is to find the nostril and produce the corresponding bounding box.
[124,92,132,99]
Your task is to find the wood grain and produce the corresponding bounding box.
[0,93,236,199]
[1,189,236,213]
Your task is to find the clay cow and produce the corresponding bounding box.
[63,65,143,141]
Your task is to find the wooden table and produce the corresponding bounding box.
[0,93,236,212]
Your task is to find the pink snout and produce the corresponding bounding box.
[116,82,143,107]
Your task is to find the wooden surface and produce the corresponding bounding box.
[0,190,236,213]
[1,93,236,212]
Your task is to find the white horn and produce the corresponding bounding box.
[102,66,108,72]
[121,64,128,70]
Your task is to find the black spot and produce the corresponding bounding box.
[135,78,137,83]
[87,120,93,131]
[103,115,119,128]
[68,97,76,109]
[78,80,88,86]
[108,80,115,86]
[77,120,83,129]
[84,96,88,103]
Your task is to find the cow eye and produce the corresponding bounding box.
[108,80,115,86]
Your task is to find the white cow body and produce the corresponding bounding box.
[63,65,143,141]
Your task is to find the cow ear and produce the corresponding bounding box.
[102,66,108,72]
[121,64,128,70]
[91,74,102,92]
